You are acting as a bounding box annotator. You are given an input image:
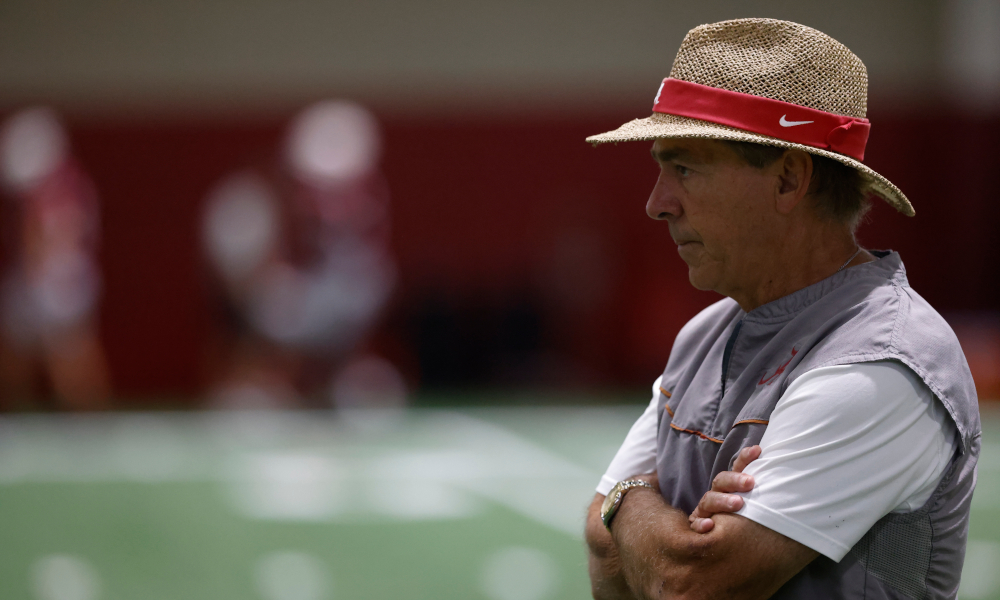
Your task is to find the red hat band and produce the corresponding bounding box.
[652,78,870,161]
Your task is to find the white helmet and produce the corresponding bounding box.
[0,107,70,193]
[284,100,381,186]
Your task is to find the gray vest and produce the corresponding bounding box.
[655,251,980,599]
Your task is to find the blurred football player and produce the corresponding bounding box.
[0,107,110,409]
[202,101,400,409]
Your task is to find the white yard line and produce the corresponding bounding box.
[0,409,609,538]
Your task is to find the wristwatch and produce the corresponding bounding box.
[601,479,656,530]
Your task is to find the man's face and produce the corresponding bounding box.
[647,138,781,298]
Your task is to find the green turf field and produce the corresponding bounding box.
[1,403,998,600]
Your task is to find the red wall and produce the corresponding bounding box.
[58,108,999,399]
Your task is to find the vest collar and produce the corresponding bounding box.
[743,250,905,323]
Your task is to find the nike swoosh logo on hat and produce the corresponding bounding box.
[653,81,666,105]
[779,115,814,127]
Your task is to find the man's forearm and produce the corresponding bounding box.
[609,487,713,599]
[608,486,816,600]
[586,494,638,600]
[588,487,726,600]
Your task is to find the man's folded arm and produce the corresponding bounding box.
[587,377,663,599]
[603,486,817,600]
[585,372,817,600]
[586,494,638,600]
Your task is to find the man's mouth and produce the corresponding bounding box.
[670,230,699,246]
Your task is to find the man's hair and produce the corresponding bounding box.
[723,141,872,233]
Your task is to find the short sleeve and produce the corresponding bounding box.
[596,376,662,495]
[734,361,957,562]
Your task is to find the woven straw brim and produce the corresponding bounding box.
[587,112,913,217]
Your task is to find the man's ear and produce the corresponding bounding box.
[774,150,813,215]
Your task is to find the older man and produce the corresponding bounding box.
[585,18,979,600]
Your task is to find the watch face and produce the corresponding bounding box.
[601,482,624,524]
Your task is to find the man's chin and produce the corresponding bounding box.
[686,266,717,292]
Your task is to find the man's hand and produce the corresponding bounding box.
[689,445,761,533]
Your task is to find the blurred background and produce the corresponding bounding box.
[0,0,998,599]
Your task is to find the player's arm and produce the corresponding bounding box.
[586,492,638,600]
[586,445,761,600]
[583,379,816,599]
[585,449,812,600]
[587,378,663,599]
[606,482,817,600]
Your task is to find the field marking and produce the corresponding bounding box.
[481,546,559,600]
[31,555,101,600]
[225,411,602,536]
[0,409,608,538]
[255,551,330,600]
[421,411,599,538]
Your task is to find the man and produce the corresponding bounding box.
[585,18,979,600]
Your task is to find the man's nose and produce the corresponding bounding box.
[646,173,681,221]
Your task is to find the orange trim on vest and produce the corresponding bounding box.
[669,422,724,444]
[733,419,769,427]
[659,387,675,416]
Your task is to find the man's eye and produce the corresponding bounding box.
[675,165,691,176]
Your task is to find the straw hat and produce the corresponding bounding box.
[587,18,913,217]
